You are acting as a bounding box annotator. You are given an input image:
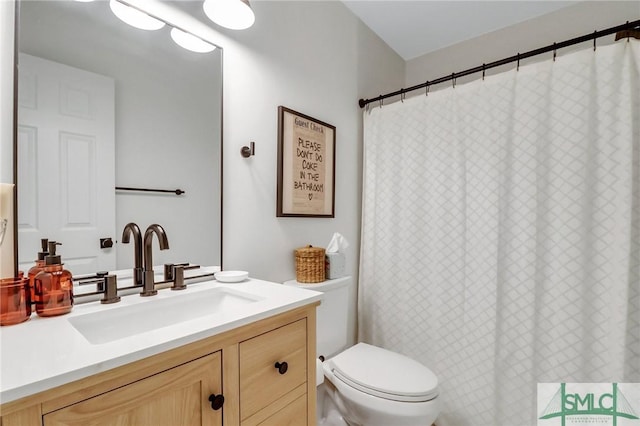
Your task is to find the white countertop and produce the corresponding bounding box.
[0,278,322,404]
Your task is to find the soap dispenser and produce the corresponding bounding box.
[34,242,74,317]
[27,238,49,303]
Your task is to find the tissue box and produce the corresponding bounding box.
[325,252,345,279]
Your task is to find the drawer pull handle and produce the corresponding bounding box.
[274,361,288,375]
[208,393,225,410]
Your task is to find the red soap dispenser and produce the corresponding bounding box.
[27,238,49,303]
[34,242,74,317]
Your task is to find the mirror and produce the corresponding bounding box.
[15,1,222,275]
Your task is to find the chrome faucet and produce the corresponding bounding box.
[121,223,143,285]
[141,224,169,297]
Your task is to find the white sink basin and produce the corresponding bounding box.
[68,287,262,344]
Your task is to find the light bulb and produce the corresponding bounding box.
[109,0,165,31]
[203,0,255,30]
[170,28,216,53]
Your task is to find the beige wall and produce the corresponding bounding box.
[406,1,640,92]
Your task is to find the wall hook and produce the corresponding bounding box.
[241,141,255,158]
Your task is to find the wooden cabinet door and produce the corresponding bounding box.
[43,352,222,426]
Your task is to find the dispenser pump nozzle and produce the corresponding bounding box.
[37,238,50,260]
[45,241,62,265]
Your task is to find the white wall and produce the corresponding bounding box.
[0,1,14,185]
[1,0,405,345]
[216,1,404,344]
[405,1,640,90]
[219,0,404,279]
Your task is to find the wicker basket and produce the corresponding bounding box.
[294,245,326,283]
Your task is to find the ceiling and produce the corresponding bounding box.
[342,1,576,60]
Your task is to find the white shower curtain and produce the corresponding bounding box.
[359,40,639,426]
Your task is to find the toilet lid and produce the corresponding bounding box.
[328,343,438,402]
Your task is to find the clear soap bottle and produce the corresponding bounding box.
[34,241,74,317]
[27,238,49,303]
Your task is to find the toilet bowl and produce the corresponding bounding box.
[321,343,439,426]
[284,276,440,426]
[317,381,349,426]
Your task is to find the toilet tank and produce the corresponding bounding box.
[284,276,351,358]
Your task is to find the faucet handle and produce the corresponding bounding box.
[171,265,186,291]
[164,262,189,281]
[100,275,121,304]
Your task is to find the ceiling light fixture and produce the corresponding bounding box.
[203,0,255,30]
[170,28,217,53]
[109,0,166,31]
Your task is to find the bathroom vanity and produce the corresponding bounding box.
[0,279,321,426]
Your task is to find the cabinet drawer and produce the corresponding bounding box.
[239,319,307,420]
[257,393,307,426]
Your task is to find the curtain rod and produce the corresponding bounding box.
[358,19,640,108]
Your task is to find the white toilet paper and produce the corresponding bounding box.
[316,358,324,386]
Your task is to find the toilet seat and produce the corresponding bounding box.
[327,343,438,403]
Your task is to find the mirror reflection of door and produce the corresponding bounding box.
[17,53,116,274]
[17,1,222,273]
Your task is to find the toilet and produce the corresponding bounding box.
[284,276,440,426]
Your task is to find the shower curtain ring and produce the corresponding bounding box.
[379,97,383,108]
[425,82,430,96]
[517,53,520,71]
[452,72,456,88]
[400,90,405,103]
[593,31,597,51]
[482,64,486,80]
[553,42,557,62]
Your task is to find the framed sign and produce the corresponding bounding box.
[277,106,335,217]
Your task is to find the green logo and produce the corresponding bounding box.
[539,383,639,426]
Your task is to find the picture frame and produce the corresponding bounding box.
[277,106,336,217]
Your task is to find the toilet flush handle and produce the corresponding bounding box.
[274,361,288,375]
